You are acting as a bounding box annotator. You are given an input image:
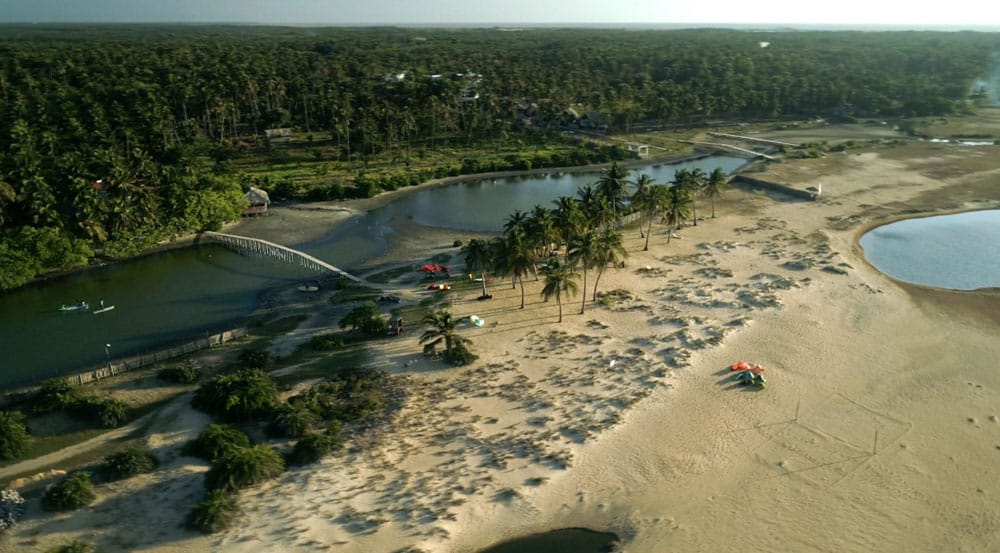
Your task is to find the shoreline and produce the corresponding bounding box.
[5,140,1000,553]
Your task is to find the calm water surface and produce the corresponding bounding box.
[0,156,746,387]
[859,210,1000,290]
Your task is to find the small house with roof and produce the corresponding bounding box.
[243,187,270,216]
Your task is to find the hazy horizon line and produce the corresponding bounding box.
[1,21,998,32]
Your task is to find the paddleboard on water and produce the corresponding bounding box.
[93,305,116,315]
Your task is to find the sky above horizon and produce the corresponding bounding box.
[0,0,995,27]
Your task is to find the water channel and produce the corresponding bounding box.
[0,156,748,387]
[859,209,1000,290]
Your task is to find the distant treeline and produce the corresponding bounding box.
[0,25,997,290]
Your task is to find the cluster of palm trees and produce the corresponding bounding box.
[455,162,729,324]
[420,161,730,362]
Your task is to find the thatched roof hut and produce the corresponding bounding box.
[243,187,270,216]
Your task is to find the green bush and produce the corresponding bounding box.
[238,348,273,370]
[309,333,345,351]
[183,424,252,462]
[157,363,201,384]
[42,471,96,512]
[191,369,280,422]
[101,449,158,482]
[44,541,99,553]
[186,489,240,534]
[0,410,30,461]
[266,404,319,438]
[30,378,79,415]
[204,445,285,492]
[452,239,463,248]
[338,301,389,336]
[287,432,341,466]
[69,397,130,428]
[444,340,478,366]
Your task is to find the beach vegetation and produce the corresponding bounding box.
[68,396,130,428]
[540,258,580,323]
[309,332,346,351]
[186,489,241,534]
[287,432,341,466]
[101,448,158,481]
[191,369,281,422]
[0,410,30,460]
[238,347,274,370]
[291,368,392,423]
[704,167,729,219]
[204,444,286,492]
[183,424,252,462]
[420,310,477,365]
[339,301,390,336]
[157,362,201,384]
[29,379,80,415]
[267,403,319,438]
[42,471,96,512]
[461,238,494,298]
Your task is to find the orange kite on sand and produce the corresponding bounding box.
[731,360,765,374]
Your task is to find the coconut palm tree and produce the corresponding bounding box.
[631,173,655,238]
[674,167,706,227]
[704,167,728,218]
[526,204,558,261]
[461,238,492,298]
[419,309,474,364]
[502,209,529,236]
[552,195,586,254]
[540,258,579,323]
[567,228,600,314]
[663,184,692,245]
[591,226,628,301]
[596,161,630,221]
[494,229,536,308]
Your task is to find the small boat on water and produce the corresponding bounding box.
[59,302,89,312]
[93,305,116,315]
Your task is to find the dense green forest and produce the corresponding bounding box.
[1,25,997,290]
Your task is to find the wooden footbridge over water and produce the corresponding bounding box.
[204,231,361,282]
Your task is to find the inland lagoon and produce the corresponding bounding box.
[859,209,1000,290]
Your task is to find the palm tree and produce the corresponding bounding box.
[704,167,728,218]
[567,228,600,314]
[461,238,492,298]
[631,173,654,238]
[591,226,628,301]
[494,230,536,308]
[540,258,579,323]
[674,167,706,227]
[552,195,585,255]
[596,161,630,221]
[420,309,473,363]
[663,185,692,245]
[526,204,558,261]
[502,209,529,236]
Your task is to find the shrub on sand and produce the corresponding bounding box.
[183,424,252,462]
[42,471,96,512]
[101,448,158,482]
[44,541,99,553]
[0,410,30,461]
[204,445,285,492]
[186,489,240,534]
[287,432,341,466]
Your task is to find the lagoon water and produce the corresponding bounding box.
[859,210,1000,290]
[0,156,746,387]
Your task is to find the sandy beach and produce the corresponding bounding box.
[4,138,1000,553]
